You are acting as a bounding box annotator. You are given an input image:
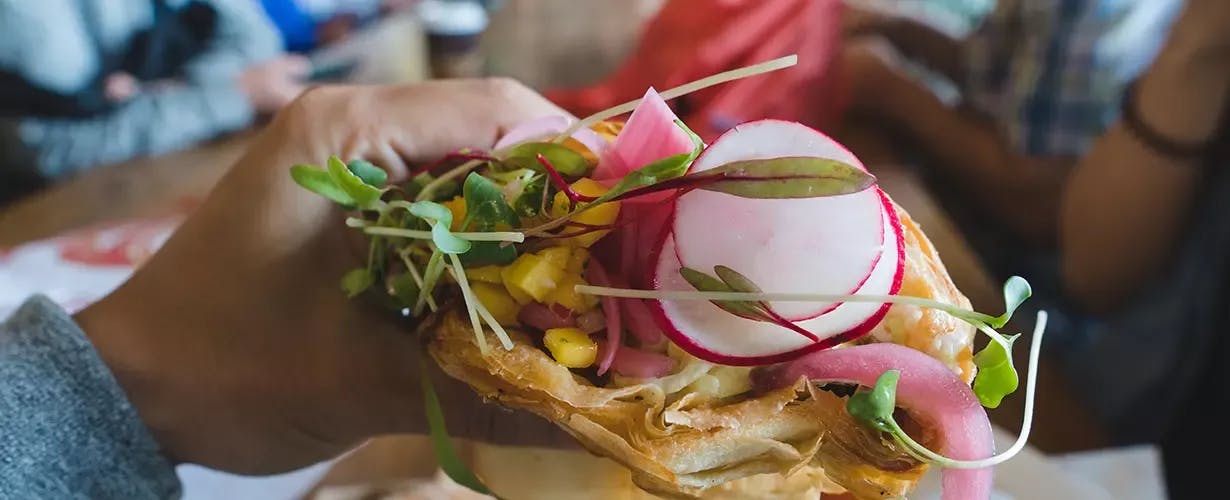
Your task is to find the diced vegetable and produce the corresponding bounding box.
[550,178,620,247]
[465,265,505,285]
[548,274,599,312]
[566,247,589,275]
[543,328,598,368]
[537,246,572,268]
[471,282,520,326]
[501,253,565,304]
[440,196,468,231]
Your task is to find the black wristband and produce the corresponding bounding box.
[1120,79,1217,159]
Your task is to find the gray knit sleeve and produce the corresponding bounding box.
[0,296,181,499]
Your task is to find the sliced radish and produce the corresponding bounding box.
[650,189,902,365]
[672,120,884,321]
[493,115,609,158]
[751,343,993,500]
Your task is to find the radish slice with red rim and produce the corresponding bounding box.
[751,342,993,500]
[671,120,884,322]
[650,188,902,365]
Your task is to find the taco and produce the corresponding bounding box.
[292,56,1044,500]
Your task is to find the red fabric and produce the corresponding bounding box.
[545,0,848,142]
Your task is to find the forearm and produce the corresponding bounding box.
[1060,12,1230,311]
[862,59,1065,245]
[0,296,180,499]
[876,15,965,83]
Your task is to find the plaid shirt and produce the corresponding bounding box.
[963,0,1182,157]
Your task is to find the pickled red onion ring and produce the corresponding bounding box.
[752,343,993,500]
[493,115,609,158]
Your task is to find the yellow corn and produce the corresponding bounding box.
[550,178,620,247]
[543,327,598,368]
[465,265,505,285]
[547,274,599,312]
[471,282,520,326]
[440,196,468,231]
[501,253,565,304]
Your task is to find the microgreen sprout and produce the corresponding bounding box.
[847,311,1048,469]
[574,275,1035,407]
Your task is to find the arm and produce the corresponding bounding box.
[0,297,180,499]
[18,0,285,177]
[845,6,965,83]
[1060,2,1230,312]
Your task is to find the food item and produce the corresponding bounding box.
[292,55,1045,500]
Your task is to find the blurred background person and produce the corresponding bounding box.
[259,0,421,53]
[835,0,1182,250]
[0,0,308,205]
[1057,1,1230,496]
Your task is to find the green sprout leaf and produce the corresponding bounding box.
[290,164,356,207]
[679,267,763,319]
[346,159,388,187]
[459,173,520,266]
[327,156,384,208]
[989,276,1032,328]
[463,173,520,228]
[420,359,492,495]
[698,157,877,199]
[408,201,471,254]
[513,174,548,218]
[846,370,900,433]
[679,265,819,341]
[505,142,591,177]
[340,268,374,298]
[972,333,1020,408]
[389,272,421,305]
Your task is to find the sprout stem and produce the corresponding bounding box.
[364,226,525,243]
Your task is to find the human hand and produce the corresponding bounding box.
[104,72,139,102]
[238,55,312,114]
[74,79,575,475]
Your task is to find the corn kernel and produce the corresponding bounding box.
[471,282,520,326]
[543,328,598,368]
[501,253,565,304]
[547,274,599,312]
[440,196,468,231]
[466,265,505,285]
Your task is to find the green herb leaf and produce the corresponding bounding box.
[290,164,356,206]
[463,173,521,228]
[698,157,876,198]
[513,174,548,218]
[972,334,1020,408]
[989,276,1032,328]
[390,272,421,305]
[459,173,519,266]
[846,369,900,433]
[505,142,591,177]
[679,267,764,319]
[713,265,764,294]
[346,159,388,187]
[408,201,472,254]
[340,268,374,297]
[421,359,493,495]
[327,156,384,208]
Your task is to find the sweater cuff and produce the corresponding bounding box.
[0,295,181,499]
